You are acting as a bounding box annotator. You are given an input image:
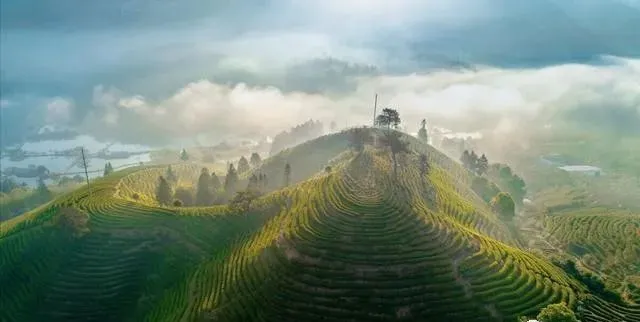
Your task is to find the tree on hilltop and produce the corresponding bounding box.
[179,149,189,162]
[238,156,250,174]
[491,192,516,220]
[283,163,291,187]
[380,131,410,177]
[418,119,429,143]
[103,162,114,176]
[537,303,578,322]
[195,168,213,206]
[156,176,172,205]
[250,153,262,168]
[376,108,401,129]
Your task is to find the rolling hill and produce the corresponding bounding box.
[1,128,638,322]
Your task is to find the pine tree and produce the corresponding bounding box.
[477,154,489,176]
[224,164,239,195]
[179,149,189,161]
[155,176,172,205]
[103,162,114,176]
[469,150,479,173]
[165,165,177,182]
[238,156,250,173]
[283,163,291,187]
[195,168,212,206]
[250,153,262,168]
[210,171,221,191]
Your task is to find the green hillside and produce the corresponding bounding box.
[1,128,638,322]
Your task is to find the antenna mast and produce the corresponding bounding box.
[81,147,92,196]
[372,93,378,127]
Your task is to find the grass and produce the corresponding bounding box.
[1,128,637,322]
[0,183,80,221]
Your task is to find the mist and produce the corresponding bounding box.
[1,0,639,146]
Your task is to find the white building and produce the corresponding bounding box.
[558,165,603,176]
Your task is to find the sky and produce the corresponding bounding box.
[1,0,639,146]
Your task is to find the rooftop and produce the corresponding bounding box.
[558,165,602,172]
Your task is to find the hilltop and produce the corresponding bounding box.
[1,128,638,322]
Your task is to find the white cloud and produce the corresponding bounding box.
[44,97,74,124]
[85,57,640,144]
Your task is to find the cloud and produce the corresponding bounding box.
[44,97,74,124]
[80,57,640,145]
[2,1,640,146]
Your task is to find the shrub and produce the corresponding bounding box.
[173,199,183,207]
[491,192,516,219]
[537,303,578,322]
[54,207,90,238]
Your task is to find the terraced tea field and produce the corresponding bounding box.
[1,129,638,322]
[545,209,639,278]
[116,163,203,204]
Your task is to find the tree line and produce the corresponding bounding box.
[462,149,528,221]
[155,152,294,211]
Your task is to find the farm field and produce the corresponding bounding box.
[1,128,638,322]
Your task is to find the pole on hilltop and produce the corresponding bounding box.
[372,93,378,127]
[81,147,92,196]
